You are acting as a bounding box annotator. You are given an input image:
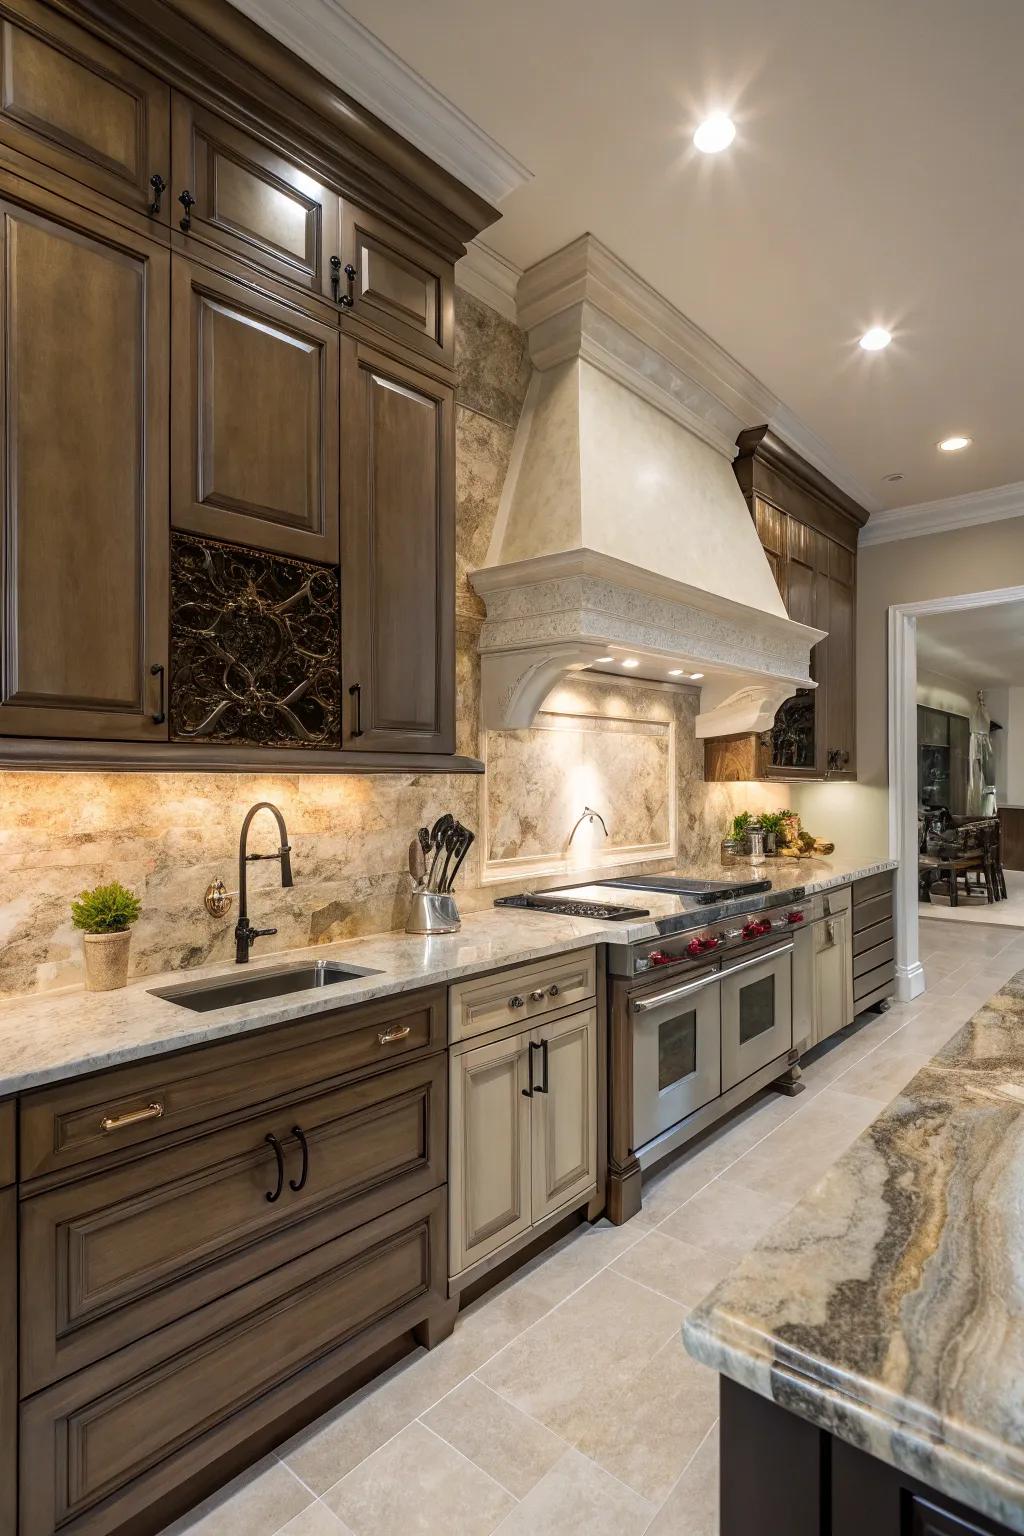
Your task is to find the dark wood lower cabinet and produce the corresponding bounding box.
[721,1378,1012,1536]
[1,1115,15,1536]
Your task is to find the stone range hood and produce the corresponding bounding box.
[470,235,825,737]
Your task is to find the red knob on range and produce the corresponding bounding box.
[700,935,721,951]
[787,910,805,924]
[648,949,674,966]
[686,938,706,958]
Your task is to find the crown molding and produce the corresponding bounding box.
[225,0,532,205]
[768,403,881,515]
[455,240,521,320]
[860,481,1024,546]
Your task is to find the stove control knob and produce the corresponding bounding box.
[686,938,705,958]
[700,935,721,951]
[648,949,674,967]
[787,910,805,924]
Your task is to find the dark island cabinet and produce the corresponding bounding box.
[0,183,170,741]
[704,428,867,784]
[0,0,496,770]
[341,338,455,754]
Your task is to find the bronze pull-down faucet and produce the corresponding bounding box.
[235,802,293,963]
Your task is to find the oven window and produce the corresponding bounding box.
[658,1012,697,1091]
[738,975,776,1043]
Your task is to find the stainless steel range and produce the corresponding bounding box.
[496,872,820,1219]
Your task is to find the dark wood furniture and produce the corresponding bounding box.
[705,427,868,783]
[918,706,971,816]
[1,1100,15,1536]
[853,870,896,1011]
[721,1378,1012,1536]
[0,0,496,773]
[14,985,453,1536]
[998,807,1024,872]
[919,850,991,907]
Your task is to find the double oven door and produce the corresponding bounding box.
[631,940,794,1152]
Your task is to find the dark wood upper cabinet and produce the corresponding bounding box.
[0,186,169,741]
[705,428,867,783]
[341,339,455,754]
[171,95,341,304]
[342,202,455,367]
[0,0,170,223]
[171,258,339,562]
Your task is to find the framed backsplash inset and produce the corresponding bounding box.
[170,533,341,748]
[481,682,676,883]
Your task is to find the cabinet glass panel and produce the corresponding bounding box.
[658,1012,697,1090]
[738,976,776,1045]
[765,689,816,770]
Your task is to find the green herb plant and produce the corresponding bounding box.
[757,810,787,837]
[71,882,142,935]
[728,811,752,841]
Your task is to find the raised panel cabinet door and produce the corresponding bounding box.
[341,339,455,753]
[342,201,454,365]
[0,194,170,739]
[531,1009,598,1223]
[449,1031,532,1276]
[823,539,856,777]
[0,0,170,222]
[0,1188,14,1536]
[171,96,341,302]
[813,912,852,1044]
[171,259,339,561]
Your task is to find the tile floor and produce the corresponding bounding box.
[921,865,1024,927]
[161,920,1024,1536]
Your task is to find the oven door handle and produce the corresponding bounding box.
[633,970,721,1012]
[719,940,795,979]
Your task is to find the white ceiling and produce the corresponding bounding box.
[917,602,1024,688]
[266,0,1024,512]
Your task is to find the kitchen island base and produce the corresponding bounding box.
[721,1370,1011,1536]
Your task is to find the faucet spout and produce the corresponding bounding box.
[235,802,293,963]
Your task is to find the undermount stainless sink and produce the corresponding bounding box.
[149,959,381,1012]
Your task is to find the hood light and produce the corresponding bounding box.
[690,672,704,680]
[621,658,640,668]
[693,114,736,153]
[594,656,613,663]
[668,669,684,677]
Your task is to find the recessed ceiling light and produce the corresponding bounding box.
[668,669,684,677]
[883,472,904,483]
[621,658,640,669]
[938,435,971,452]
[858,326,892,352]
[690,672,704,680]
[594,656,614,663]
[693,113,736,154]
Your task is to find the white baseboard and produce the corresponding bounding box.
[896,962,926,1002]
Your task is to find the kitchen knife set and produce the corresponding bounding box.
[408,814,474,894]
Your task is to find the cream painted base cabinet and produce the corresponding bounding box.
[814,903,854,1044]
[449,1007,598,1280]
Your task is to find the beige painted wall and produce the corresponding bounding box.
[796,519,1024,858]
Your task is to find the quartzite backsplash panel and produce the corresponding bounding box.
[170,533,341,748]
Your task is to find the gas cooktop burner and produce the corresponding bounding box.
[494,894,650,921]
[596,874,772,903]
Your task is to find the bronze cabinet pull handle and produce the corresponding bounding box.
[339,261,356,306]
[349,682,363,737]
[548,983,560,997]
[330,255,341,302]
[378,1023,411,1045]
[265,1133,285,1203]
[288,1125,309,1192]
[529,988,546,1002]
[100,1101,164,1133]
[150,662,166,725]
[148,173,167,216]
[522,1039,542,1098]
[178,189,196,232]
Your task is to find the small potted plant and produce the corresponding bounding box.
[71,881,142,992]
[758,810,787,856]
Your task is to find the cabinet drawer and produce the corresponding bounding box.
[821,884,851,919]
[854,961,895,1005]
[20,985,445,1181]
[853,938,894,980]
[0,1100,13,1186]
[171,96,340,305]
[449,949,597,1044]
[342,202,453,366]
[853,916,893,956]
[21,1054,445,1392]
[20,1188,445,1536]
[852,892,892,934]
[853,870,894,905]
[0,0,171,224]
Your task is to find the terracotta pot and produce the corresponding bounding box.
[82,930,132,992]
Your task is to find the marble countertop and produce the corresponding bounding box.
[684,970,1024,1532]
[0,854,895,1098]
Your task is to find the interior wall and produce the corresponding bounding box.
[1006,688,1024,804]
[821,519,1024,857]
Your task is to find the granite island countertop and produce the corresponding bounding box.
[0,854,895,1097]
[684,969,1024,1532]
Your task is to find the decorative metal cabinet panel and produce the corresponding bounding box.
[169,534,341,748]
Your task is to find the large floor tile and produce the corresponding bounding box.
[511,1219,643,1310]
[322,1421,514,1536]
[611,1228,732,1307]
[478,1270,683,1445]
[422,1377,565,1498]
[277,1506,355,1536]
[492,1449,653,1535]
[659,1178,794,1262]
[644,1421,719,1536]
[160,1457,314,1536]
